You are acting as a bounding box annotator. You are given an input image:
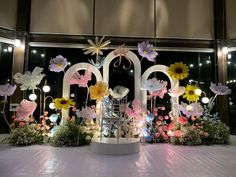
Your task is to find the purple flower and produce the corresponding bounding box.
[179,102,204,118]
[0,84,16,97]
[78,106,96,119]
[210,82,231,95]
[138,41,158,62]
[48,55,68,72]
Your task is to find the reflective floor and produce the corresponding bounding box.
[0,143,236,177]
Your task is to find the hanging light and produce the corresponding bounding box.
[194,88,202,96]
[202,97,210,104]
[14,39,21,48]
[29,93,37,101]
[222,47,228,55]
[49,102,55,109]
[43,85,50,93]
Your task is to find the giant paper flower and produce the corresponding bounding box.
[168,86,185,97]
[83,36,111,56]
[210,82,231,95]
[79,106,96,119]
[183,85,199,102]
[68,70,92,88]
[179,102,204,118]
[149,80,168,99]
[53,98,75,110]
[0,84,16,97]
[138,41,158,62]
[126,99,143,120]
[14,67,45,90]
[89,81,109,101]
[48,55,68,72]
[168,62,189,80]
[142,78,165,92]
[15,99,37,121]
[109,86,129,99]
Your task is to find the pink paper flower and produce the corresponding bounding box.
[156,121,162,126]
[16,99,37,121]
[168,86,185,97]
[168,123,175,130]
[68,70,92,87]
[147,80,168,98]
[79,106,96,119]
[126,99,143,120]
[177,116,188,125]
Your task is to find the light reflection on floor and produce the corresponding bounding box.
[0,144,236,177]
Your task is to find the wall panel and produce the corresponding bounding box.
[0,0,17,29]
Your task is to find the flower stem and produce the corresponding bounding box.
[140,57,144,63]
[85,86,89,106]
[2,97,12,132]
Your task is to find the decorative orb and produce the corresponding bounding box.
[202,97,210,104]
[222,47,228,55]
[146,113,154,123]
[194,88,202,96]
[29,93,37,101]
[49,114,58,122]
[43,85,50,92]
[49,102,55,109]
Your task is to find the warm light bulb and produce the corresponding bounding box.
[29,93,37,101]
[222,47,228,55]
[14,39,21,48]
[49,103,55,109]
[194,88,202,96]
[42,85,50,92]
[186,105,193,111]
[202,97,210,104]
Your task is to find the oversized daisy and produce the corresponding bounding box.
[183,85,199,102]
[83,36,110,56]
[53,98,75,110]
[168,62,189,80]
[89,81,109,101]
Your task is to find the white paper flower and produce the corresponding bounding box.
[109,86,129,99]
[14,67,45,90]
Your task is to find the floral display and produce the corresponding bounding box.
[126,99,143,120]
[179,102,204,118]
[14,67,45,90]
[183,84,200,102]
[53,98,75,110]
[113,45,132,69]
[89,81,109,101]
[142,78,165,92]
[109,86,129,99]
[138,41,158,62]
[15,99,37,121]
[48,55,68,72]
[68,70,92,88]
[168,62,189,80]
[149,80,168,99]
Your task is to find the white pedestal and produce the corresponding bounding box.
[91,138,140,155]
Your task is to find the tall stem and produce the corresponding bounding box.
[85,86,89,106]
[2,96,12,132]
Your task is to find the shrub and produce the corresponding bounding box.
[8,124,43,146]
[179,127,202,146]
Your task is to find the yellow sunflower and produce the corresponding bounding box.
[89,81,109,101]
[83,36,111,56]
[183,85,199,102]
[53,98,75,110]
[168,62,189,80]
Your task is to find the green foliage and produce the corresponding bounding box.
[8,125,43,146]
[179,127,202,146]
[202,119,230,144]
[50,121,92,147]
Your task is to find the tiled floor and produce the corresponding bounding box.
[0,142,236,177]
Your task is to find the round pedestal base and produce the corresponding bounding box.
[91,138,140,155]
